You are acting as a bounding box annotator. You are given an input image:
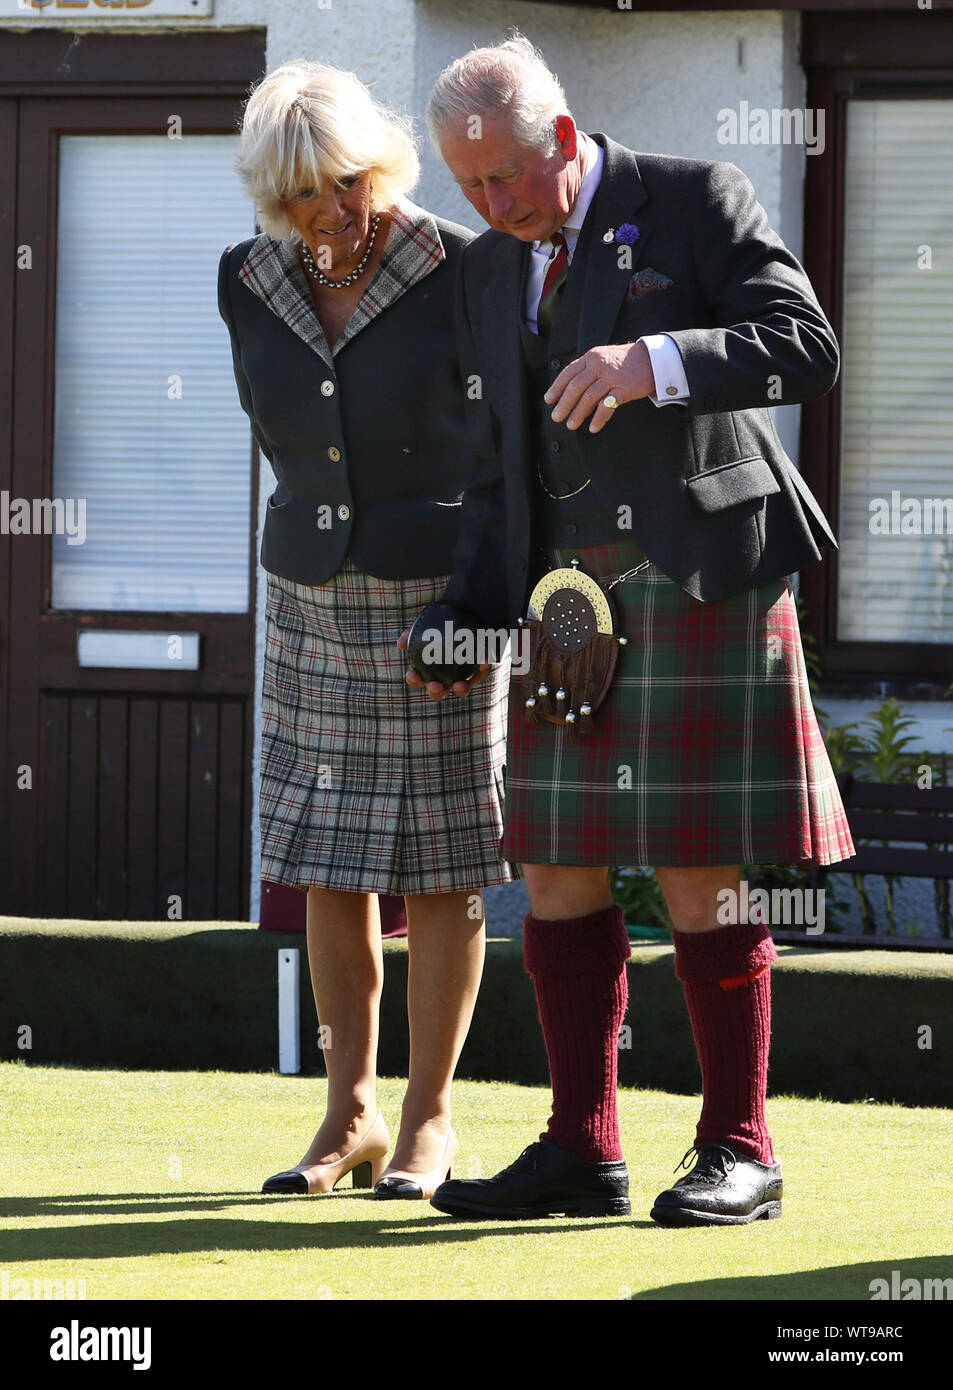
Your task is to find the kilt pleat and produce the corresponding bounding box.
[502,539,855,869]
[260,559,514,894]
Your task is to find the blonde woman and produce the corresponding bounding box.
[218,61,513,1199]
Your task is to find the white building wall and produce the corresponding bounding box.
[9,3,944,929]
[414,4,794,234]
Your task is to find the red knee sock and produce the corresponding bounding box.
[672,920,777,1165]
[523,904,631,1163]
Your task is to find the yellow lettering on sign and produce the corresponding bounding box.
[22,1,156,9]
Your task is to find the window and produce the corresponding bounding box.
[51,134,253,612]
[801,11,953,684]
[837,99,953,646]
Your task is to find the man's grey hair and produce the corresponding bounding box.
[427,33,570,154]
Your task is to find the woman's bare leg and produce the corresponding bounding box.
[290,886,384,1175]
[387,889,486,1172]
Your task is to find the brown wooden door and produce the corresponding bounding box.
[1,92,258,920]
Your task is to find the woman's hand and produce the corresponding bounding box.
[397,628,491,700]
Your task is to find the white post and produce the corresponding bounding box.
[278,948,300,1075]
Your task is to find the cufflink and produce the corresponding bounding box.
[665,385,679,396]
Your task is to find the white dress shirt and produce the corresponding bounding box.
[525,132,689,407]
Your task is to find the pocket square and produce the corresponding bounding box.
[627,268,673,301]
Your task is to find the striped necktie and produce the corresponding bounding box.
[537,230,569,336]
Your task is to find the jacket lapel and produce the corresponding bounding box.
[577,134,653,354]
[238,235,334,368]
[469,136,655,460]
[237,202,447,367]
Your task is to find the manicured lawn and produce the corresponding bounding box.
[3,1063,951,1300]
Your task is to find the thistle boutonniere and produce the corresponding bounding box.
[602,223,640,246]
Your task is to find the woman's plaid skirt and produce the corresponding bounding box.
[260,559,514,894]
[502,538,855,869]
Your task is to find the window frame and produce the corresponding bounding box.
[801,11,953,691]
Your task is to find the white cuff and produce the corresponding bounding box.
[640,334,690,406]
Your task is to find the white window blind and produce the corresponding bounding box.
[837,99,953,644]
[51,134,255,613]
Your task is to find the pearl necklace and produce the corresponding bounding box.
[300,213,381,289]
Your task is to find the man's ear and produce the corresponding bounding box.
[555,114,578,162]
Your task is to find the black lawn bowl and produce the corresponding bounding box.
[406,601,482,686]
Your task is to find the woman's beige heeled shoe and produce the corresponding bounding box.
[373,1126,459,1201]
[262,1111,390,1195]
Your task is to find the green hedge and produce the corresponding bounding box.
[2,918,950,1105]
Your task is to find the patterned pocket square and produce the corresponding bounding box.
[627,268,673,301]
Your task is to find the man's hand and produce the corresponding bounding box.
[397,627,491,700]
[545,341,655,433]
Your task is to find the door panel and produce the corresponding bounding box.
[36,692,248,919]
[3,93,258,919]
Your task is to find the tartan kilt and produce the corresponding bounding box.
[260,558,514,895]
[502,538,855,869]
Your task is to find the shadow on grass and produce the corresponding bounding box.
[0,1190,650,1260]
[634,1256,953,1301]
[0,1218,645,1263]
[7,1196,953,1301]
[2,1193,332,1220]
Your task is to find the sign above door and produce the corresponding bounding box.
[2,0,212,17]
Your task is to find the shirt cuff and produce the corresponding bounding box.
[639,334,690,406]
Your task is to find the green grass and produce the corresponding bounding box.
[3,1063,952,1301]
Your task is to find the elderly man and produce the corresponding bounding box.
[409,35,852,1225]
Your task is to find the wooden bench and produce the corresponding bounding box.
[808,776,953,947]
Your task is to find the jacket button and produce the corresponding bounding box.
[337,504,351,521]
[550,440,561,454]
[321,380,335,397]
[550,358,562,371]
[566,522,578,536]
[327,446,342,462]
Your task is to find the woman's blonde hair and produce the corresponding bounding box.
[235,60,420,239]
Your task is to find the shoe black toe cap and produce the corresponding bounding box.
[262,1171,308,1195]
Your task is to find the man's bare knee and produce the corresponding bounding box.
[521,863,613,920]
